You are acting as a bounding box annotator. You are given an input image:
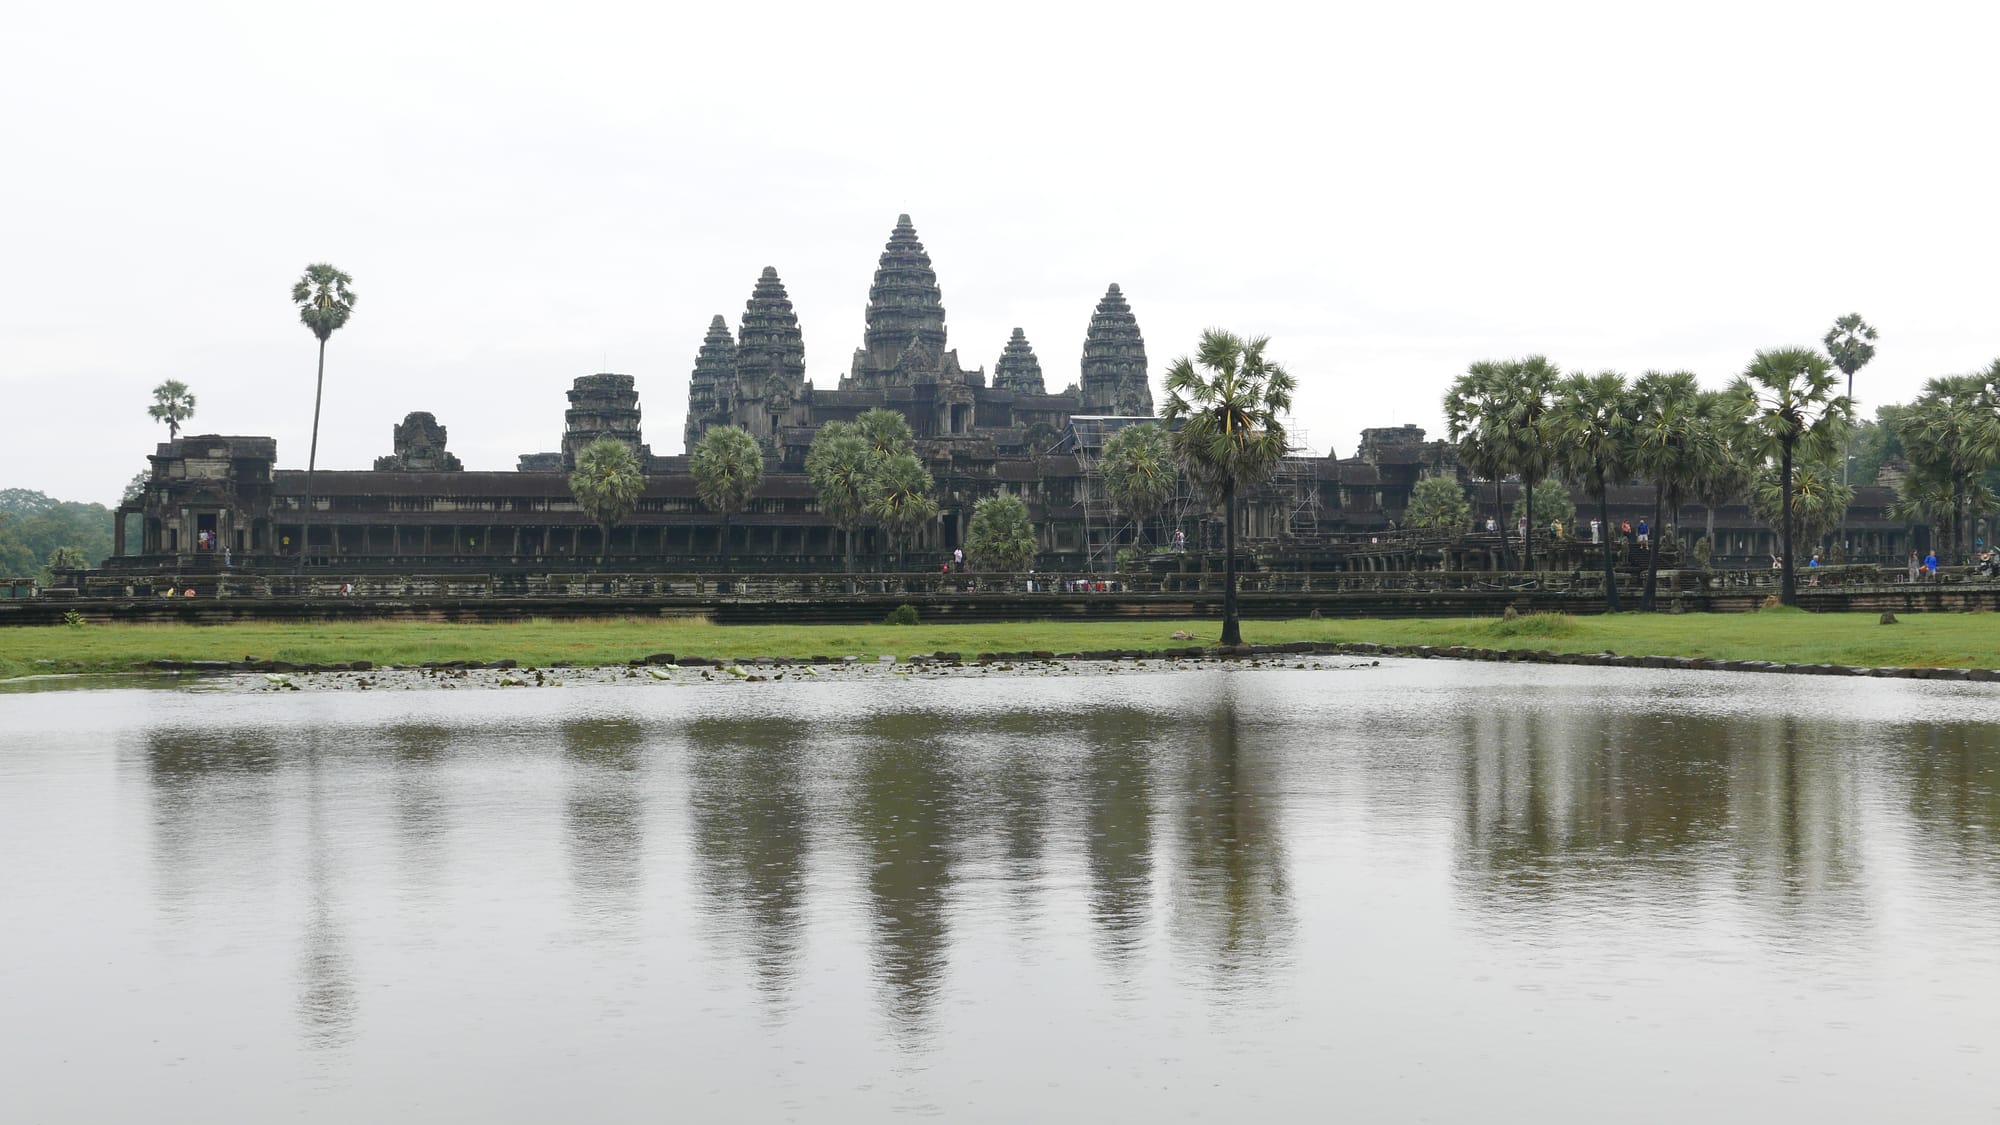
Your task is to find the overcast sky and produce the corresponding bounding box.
[5,1,1997,505]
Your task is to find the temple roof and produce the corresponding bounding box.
[861,214,946,372]
[993,327,1046,395]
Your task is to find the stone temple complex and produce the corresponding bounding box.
[105,214,1911,576]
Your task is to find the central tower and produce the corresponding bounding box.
[845,214,969,390]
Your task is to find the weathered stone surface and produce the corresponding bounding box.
[1080,283,1152,416]
[993,328,1045,394]
[374,411,463,472]
[683,315,739,451]
[557,373,651,469]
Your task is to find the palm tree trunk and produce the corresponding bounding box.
[1952,477,1966,565]
[1705,502,1715,551]
[1780,442,1797,605]
[600,523,610,567]
[1524,477,1535,572]
[1642,483,1663,611]
[1597,466,1619,612]
[297,336,327,578]
[1494,480,1509,570]
[720,513,732,571]
[1221,479,1241,646]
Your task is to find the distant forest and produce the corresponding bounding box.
[0,488,122,577]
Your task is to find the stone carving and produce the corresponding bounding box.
[684,315,739,452]
[559,373,651,469]
[374,411,462,471]
[1080,283,1153,416]
[843,214,980,391]
[729,267,809,447]
[993,328,1046,395]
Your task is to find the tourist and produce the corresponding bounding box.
[1589,518,1600,543]
[1637,518,1650,545]
[1172,528,1185,552]
[952,547,964,571]
[1925,549,1940,576]
[1485,517,1497,533]
[1908,550,1921,583]
[1620,520,1633,543]
[1550,518,1563,541]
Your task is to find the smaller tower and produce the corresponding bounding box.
[560,373,650,468]
[684,315,738,452]
[1080,283,1152,415]
[993,328,1046,395]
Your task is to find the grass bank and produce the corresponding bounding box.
[1,609,1994,680]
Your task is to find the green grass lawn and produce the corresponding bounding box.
[1,609,1994,680]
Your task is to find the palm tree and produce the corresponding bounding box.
[689,425,765,570]
[1161,329,1295,647]
[1631,371,1709,610]
[1690,395,1753,559]
[966,493,1037,572]
[1498,357,1562,571]
[1823,313,1879,529]
[805,423,874,574]
[868,452,938,571]
[147,380,197,440]
[1896,374,1999,564]
[568,438,644,566]
[1727,348,1851,605]
[1552,371,1635,610]
[1099,421,1175,550]
[1404,474,1472,532]
[1752,457,1854,560]
[290,263,356,573]
[1444,361,1515,568]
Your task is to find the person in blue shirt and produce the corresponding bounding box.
[1924,549,1940,576]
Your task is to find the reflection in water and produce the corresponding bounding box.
[1902,722,2000,868]
[852,712,964,1037]
[297,734,356,1049]
[686,715,812,1005]
[384,724,453,901]
[100,668,2000,1116]
[1170,689,1294,985]
[1080,709,1157,972]
[561,718,646,934]
[1455,706,1872,938]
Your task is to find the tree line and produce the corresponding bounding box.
[1427,314,2000,607]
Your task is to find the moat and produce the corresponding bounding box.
[4,663,1998,1122]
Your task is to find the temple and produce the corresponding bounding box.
[104,214,1913,576]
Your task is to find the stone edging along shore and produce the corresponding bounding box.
[140,641,2000,682]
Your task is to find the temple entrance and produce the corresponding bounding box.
[195,513,218,552]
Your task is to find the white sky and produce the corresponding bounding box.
[4,0,1997,505]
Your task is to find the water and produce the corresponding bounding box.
[3,662,1999,1122]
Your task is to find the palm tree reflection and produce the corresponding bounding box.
[562,717,646,935]
[685,715,813,1007]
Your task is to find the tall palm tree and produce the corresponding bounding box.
[1503,358,1561,572]
[1444,361,1516,569]
[1823,313,1878,541]
[690,425,765,570]
[1161,329,1295,647]
[568,438,644,566]
[1552,371,1635,610]
[1099,421,1175,550]
[805,422,874,575]
[1632,371,1709,610]
[1727,348,1850,605]
[1896,373,2000,564]
[868,452,938,571]
[290,263,356,573]
[1690,392,1753,557]
[147,380,197,440]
